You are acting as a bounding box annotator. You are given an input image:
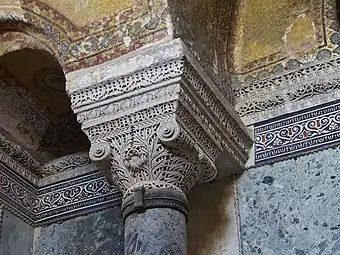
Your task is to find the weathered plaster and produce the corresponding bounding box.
[168,0,236,97]
[0,0,171,72]
[233,0,318,73]
[40,0,135,26]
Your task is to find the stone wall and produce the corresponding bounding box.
[33,206,124,255]
[237,146,340,254]
[0,208,34,255]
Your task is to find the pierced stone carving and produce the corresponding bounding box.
[235,57,340,117]
[0,131,92,182]
[89,142,111,162]
[100,117,204,198]
[124,149,146,173]
[0,132,41,183]
[40,152,91,177]
[157,121,181,144]
[68,39,252,198]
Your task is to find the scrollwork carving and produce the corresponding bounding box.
[89,141,113,185]
[89,141,111,162]
[157,121,181,143]
[103,117,204,198]
[235,57,340,117]
[40,152,91,177]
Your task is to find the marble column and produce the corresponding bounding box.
[66,39,252,255]
[122,188,188,255]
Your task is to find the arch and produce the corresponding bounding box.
[0,47,89,169]
[0,31,54,58]
[0,15,66,72]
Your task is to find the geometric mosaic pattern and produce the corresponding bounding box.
[254,100,340,164]
[0,163,121,226]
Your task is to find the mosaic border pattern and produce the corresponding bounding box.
[254,100,340,164]
[22,0,168,73]
[0,163,122,226]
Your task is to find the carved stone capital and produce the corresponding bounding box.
[67,39,253,198]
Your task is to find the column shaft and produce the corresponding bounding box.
[125,207,187,255]
[122,188,188,255]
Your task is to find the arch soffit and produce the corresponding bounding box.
[0,0,169,73]
[0,10,63,68]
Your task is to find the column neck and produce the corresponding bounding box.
[121,188,189,221]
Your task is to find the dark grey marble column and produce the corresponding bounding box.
[122,188,188,255]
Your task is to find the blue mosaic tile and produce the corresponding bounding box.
[254,100,340,164]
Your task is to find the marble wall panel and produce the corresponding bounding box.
[33,206,124,255]
[237,146,340,255]
[0,208,34,255]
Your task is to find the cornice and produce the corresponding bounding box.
[235,57,340,125]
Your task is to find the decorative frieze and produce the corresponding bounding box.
[0,132,41,184]
[0,133,94,184]
[67,39,252,198]
[254,100,340,164]
[35,172,121,224]
[0,163,121,226]
[0,163,36,224]
[40,152,91,177]
[235,57,340,119]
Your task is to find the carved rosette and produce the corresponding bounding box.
[67,39,252,198]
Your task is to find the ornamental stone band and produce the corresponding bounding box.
[66,38,253,254]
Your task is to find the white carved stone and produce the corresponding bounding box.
[234,57,340,125]
[0,131,94,185]
[66,39,253,197]
[40,152,91,177]
[0,132,41,184]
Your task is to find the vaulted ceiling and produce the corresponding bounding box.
[0,49,89,163]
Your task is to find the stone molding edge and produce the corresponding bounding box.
[241,89,340,126]
[0,132,94,185]
[0,163,122,227]
[252,99,340,165]
[67,39,247,137]
[0,133,41,184]
[121,188,189,221]
[66,39,250,146]
[235,57,340,121]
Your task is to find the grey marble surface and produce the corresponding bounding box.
[237,147,340,255]
[33,206,124,255]
[0,209,34,255]
[125,208,187,255]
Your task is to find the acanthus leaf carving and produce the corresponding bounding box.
[69,39,252,197]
